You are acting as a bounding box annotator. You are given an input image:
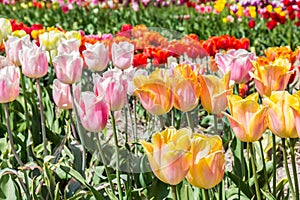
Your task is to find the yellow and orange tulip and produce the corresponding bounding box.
[141,127,192,185]
[134,68,174,115]
[224,93,268,142]
[199,72,232,114]
[186,134,225,189]
[250,57,293,97]
[263,91,299,138]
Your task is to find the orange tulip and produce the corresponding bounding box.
[186,134,225,189]
[199,72,232,114]
[173,64,201,112]
[141,127,192,185]
[289,91,300,138]
[249,57,293,97]
[224,93,268,142]
[134,68,174,115]
[263,91,299,138]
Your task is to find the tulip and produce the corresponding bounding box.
[4,35,31,66]
[215,49,255,84]
[53,52,83,84]
[0,65,20,103]
[172,64,201,112]
[263,91,298,138]
[52,79,72,110]
[290,91,300,137]
[186,134,225,189]
[124,67,148,96]
[76,92,109,133]
[93,70,127,111]
[19,43,48,78]
[112,41,134,70]
[57,38,80,55]
[199,72,232,114]
[223,93,268,142]
[141,127,192,185]
[39,30,65,51]
[83,42,109,72]
[134,68,174,115]
[249,57,293,97]
[0,18,12,43]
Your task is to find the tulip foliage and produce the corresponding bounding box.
[0,11,300,200]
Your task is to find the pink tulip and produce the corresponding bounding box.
[0,65,20,103]
[82,42,109,72]
[19,43,48,79]
[76,92,109,133]
[0,56,11,68]
[4,35,31,66]
[57,38,80,55]
[93,71,127,111]
[112,41,134,70]
[53,79,81,110]
[215,49,255,84]
[53,52,83,84]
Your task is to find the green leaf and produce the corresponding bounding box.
[226,171,253,198]
[261,189,276,200]
[0,174,21,200]
[60,165,105,200]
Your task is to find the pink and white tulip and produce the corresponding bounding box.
[112,41,134,70]
[83,42,109,72]
[0,65,20,103]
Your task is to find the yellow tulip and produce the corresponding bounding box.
[249,58,293,97]
[0,18,12,43]
[224,93,268,142]
[263,91,299,138]
[141,127,192,185]
[134,68,174,115]
[289,91,300,138]
[186,134,225,189]
[199,72,232,114]
[39,30,65,51]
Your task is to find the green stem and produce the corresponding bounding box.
[259,139,271,192]
[19,70,31,160]
[290,138,299,200]
[186,111,194,131]
[70,84,86,174]
[36,78,48,156]
[282,138,296,200]
[272,134,277,197]
[249,142,261,200]
[203,189,209,200]
[171,185,178,200]
[95,133,114,191]
[133,98,138,155]
[68,109,78,140]
[48,50,55,83]
[213,114,218,135]
[111,111,123,200]
[4,103,31,199]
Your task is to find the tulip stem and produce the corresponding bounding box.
[171,185,178,200]
[213,114,218,135]
[70,84,86,175]
[249,142,261,200]
[259,139,271,192]
[186,111,194,132]
[96,133,114,191]
[272,134,277,197]
[111,111,124,200]
[203,189,209,200]
[290,138,299,200]
[68,109,78,140]
[19,70,31,160]
[282,138,296,200]
[133,98,138,155]
[36,78,48,156]
[4,103,31,200]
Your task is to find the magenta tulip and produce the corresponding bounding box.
[0,65,20,103]
[76,91,109,133]
[112,41,134,70]
[19,43,48,78]
[215,49,255,84]
[53,52,83,84]
[83,42,109,72]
